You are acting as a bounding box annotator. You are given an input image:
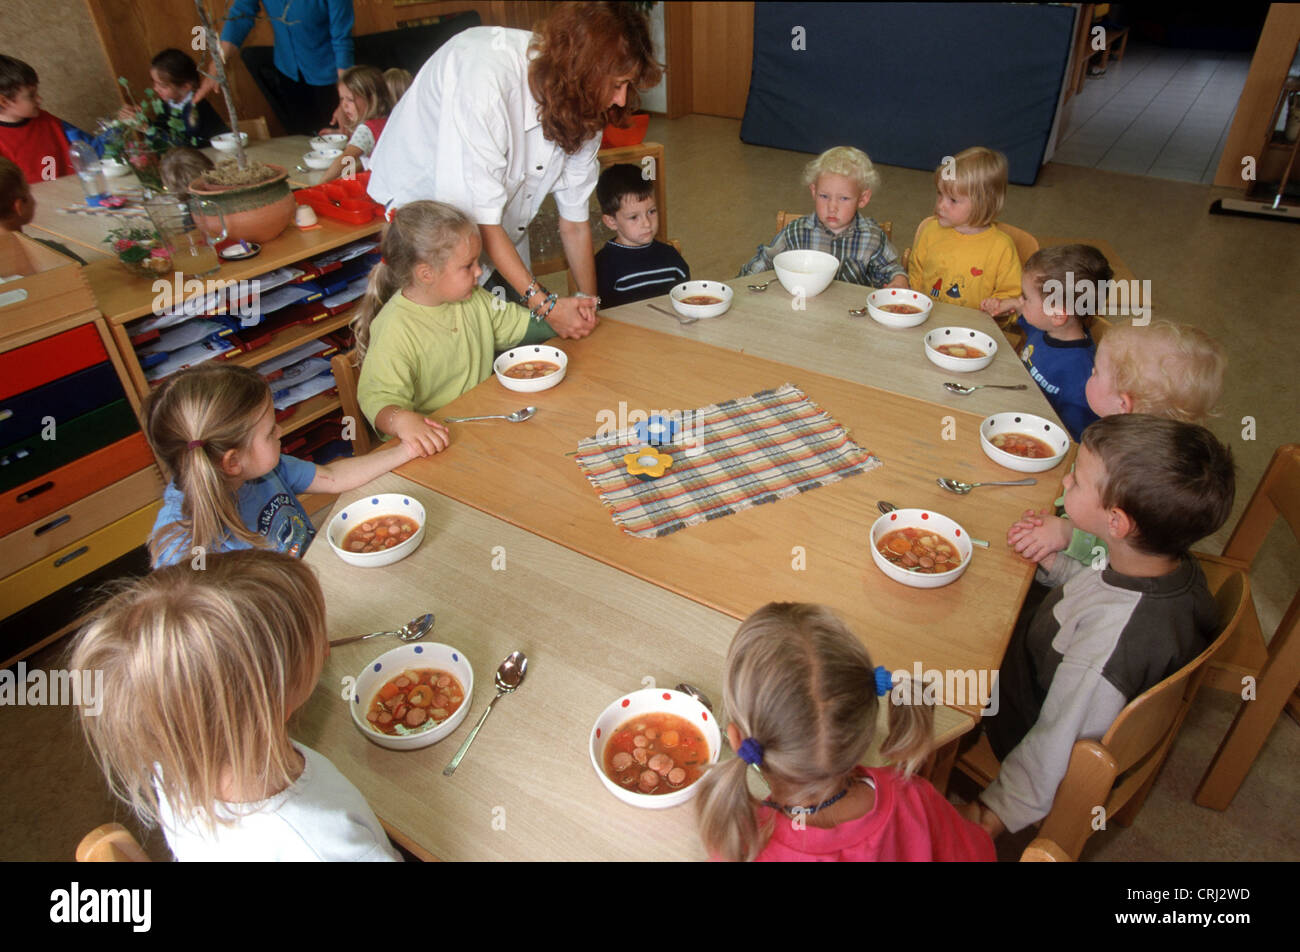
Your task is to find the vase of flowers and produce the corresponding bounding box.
[104,224,173,278]
[100,80,200,192]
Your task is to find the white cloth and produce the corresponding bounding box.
[156,743,401,861]
[366,26,602,281]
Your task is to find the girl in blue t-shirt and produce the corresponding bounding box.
[144,363,446,567]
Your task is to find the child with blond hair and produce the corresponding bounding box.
[1008,320,1226,565]
[320,64,391,181]
[71,550,401,861]
[908,146,1021,313]
[696,602,994,862]
[739,146,908,288]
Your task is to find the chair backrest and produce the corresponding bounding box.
[1089,314,1114,345]
[330,349,374,456]
[76,823,150,862]
[1021,837,1070,861]
[240,115,271,141]
[1039,563,1249,858]
[776,211,893,241]
[995,221,1040,265]
[1222,444,1300,566]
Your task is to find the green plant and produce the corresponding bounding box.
[100,81,198,163]
[104,223,172,275]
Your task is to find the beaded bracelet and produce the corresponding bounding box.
[531,292,559,323]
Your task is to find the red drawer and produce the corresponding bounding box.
[0,324,108,401]
[0,432,155,536]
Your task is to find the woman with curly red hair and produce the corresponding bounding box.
[367,2,661,340]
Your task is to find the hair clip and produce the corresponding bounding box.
[737,737,764,767]
[187,439,205,449]
[874,665,893,697]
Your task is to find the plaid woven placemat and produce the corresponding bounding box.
[574,383,881,538]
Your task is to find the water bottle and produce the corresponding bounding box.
[69,141,108,207]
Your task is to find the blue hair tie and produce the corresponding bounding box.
[874,665,893,697]
[737,737,765,767]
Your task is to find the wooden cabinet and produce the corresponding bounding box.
[0,233,163,664]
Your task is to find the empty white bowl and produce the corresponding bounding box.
[210,132,249,154]
[669,280,732,319]
[326,493,426,567]
[100,157,130,178]
[865,288,933,328]
[350,642,475,751]
[773,249,839,297]
[302,149,343,170]
[869,508,973,589]
[979,412,1071,473]
[924,326,998,372]
[493,344,567,393]
[310,134,348,151]
[589,688,722,810]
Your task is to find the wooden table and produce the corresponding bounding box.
[298,473,972,861]
[27,136,325,261]
[606,273,1063,423]
[399,318,1069,685]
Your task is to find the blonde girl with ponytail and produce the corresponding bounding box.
[695,603,994,862]
[353,200,562,454]
[144,363,428,568]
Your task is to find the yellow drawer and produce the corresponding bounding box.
[0,465,163,577]
[0,500,160,618]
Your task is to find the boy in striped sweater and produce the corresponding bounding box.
[594,163,689,308]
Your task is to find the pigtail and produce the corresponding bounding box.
[695,753,768,862]
[350,259,402,364]
[878,678,935,779]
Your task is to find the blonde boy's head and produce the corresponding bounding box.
[803,146,880,195]
[1100,320,1225,423]
[934,146,1007,228]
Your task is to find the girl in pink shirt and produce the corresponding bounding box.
[695,603,994,862]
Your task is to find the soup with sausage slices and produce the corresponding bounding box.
[504,360,559,380]
[877,527,963,574]
[342,515,418,553]
[936,343,986,358]
[990,432,1055,459]
[366,668,465,736]
[878,303,923,314]
[603,712,708,795]
[679,294,722,306]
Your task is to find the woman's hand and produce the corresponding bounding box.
[545,296,599,339]
[391,411,450,458]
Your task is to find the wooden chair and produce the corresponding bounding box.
[238,115,271,141]
[1021,837,1071,861]
[330,349,375,456]
[1194,444,1300,810]
[76,823,150,862]
[956,562,1249,859]
[995,222,1040,265]
[775,210,893,242]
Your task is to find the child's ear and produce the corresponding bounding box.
[857,189,872,209]
[1116,391,1134,414]
[1108,506,1137,543]
[601,213,619,232]
[413,260,437,286]
[219,447,243,478]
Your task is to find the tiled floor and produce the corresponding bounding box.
[1054,42,1253,184]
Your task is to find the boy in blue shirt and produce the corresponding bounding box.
[594,163,690,308]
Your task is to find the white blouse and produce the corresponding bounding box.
[366,26,602,279]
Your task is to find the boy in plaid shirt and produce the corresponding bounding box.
[739,146,907,289]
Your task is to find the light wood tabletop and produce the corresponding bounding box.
[298,473,973,861]
[602,273,1063,424]
[397,319,1072,688]
[28,136,327,260]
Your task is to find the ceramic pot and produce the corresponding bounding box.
[188,163,295,245]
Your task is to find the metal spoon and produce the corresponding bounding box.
[944,382,1029,395]
[674,682,714,716]
[443,407,536,423]
[876,500,990,548]
[647,302,699,325]
[443,650,528,776]
[328,612,435,648]
[848,306,869,316]
[747,279,773,292]
[937,477,1037,494]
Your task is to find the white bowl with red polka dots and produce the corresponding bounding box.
[589,688,722,810]
[350,642,475,751]
[869,508,973,589]
[865,287,933,328]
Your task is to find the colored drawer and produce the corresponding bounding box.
[0,465,164,577]
[0,499,160,619]
[0,362,126,447]
[0,323,107,401]
[0,399,140,494]
[0,432,155,536]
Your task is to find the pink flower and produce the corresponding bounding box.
[150,247,170,259]
[114,239,133,252]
